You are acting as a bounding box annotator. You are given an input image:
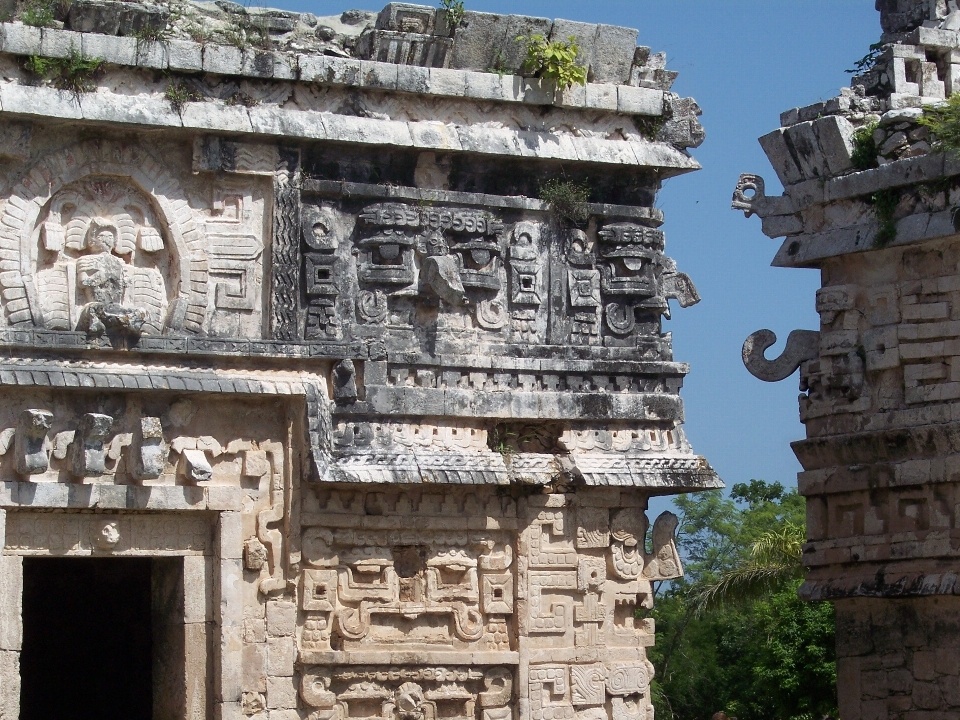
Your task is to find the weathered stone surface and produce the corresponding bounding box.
[738,2,960,718]
[592,24,639,84]
[0,3,715,718]
[449,11,511,72]
[68,0,123,35]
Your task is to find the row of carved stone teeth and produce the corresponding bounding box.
[0,409,231,483]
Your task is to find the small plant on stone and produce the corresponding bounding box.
[539,178,590,226]
[222,15,272,51]
[19,0,56,27]
[919,92,960,155]
[24,54,54,78]
[25,50,103,97]
[185,20,214,46]
[54,50,103,96]
[133,23,171,46]
[165,79,203,114]
[225,90,258,107]
[850,121,879,171]
[918,175,953,201]
[634,115,665,142]
[846,41,885,75]
[486,49,508,76]
[221,20,248,50]
[869,187,900,248]
[489,422,562,456]
[438,0,464,32]
[516,33,587,89]
[489,424,518,458]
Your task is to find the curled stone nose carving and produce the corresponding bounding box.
[742,329,820,382]
[14,409,53,476]
[68,413,114,478]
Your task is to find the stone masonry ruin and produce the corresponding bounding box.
[0,2,718,719]
[737,0,960,717]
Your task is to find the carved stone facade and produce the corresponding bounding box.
[0,3,717,719]
[737,1,960,718]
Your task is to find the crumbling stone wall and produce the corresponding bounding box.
[0,3,716,719]
[836,597,960,715]
[736,1,960,718]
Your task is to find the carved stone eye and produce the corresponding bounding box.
[470,249,491,266]
[379,244,400,261]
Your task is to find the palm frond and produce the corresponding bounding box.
[691,523,805,614]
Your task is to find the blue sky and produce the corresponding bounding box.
[273,0,880,492]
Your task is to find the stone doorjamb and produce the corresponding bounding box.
[0,484,244,720]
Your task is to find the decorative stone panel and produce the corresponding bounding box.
[0,4,715,718]
[736,1,960,717]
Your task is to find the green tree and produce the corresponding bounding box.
[647,482,836,720]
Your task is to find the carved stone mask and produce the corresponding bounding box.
[85,218,119,254]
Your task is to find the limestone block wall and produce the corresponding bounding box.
[835,597,960,718]
[736,1,960,718]
[0,2,718,718]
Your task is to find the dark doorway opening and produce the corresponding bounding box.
[20,557,154,720]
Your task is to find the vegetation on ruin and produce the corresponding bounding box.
[225,90,259,107]
[635,114,666,142]
[869,187,900,247]
[164,79,204,114]
[488,422,562,456]
[222,15,272,51]
[18,0,60,28]
[487,49,508,75]
[516,33,588,90]
[850,121,879,171]
[648,480,837,720]
[845,41,885,75]
[25,50,104,97]
[538,178,591,225]
[132,22,172,46]
[185,19,215,46]
[920,92,960,155]
[438,0,465,32]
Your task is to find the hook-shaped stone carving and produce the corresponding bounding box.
[742,329,820,382]
[333,359,358,403]
[68,413,114,478]
[15,409,53,475]
[731,174,765,217]
[130,416,167,481]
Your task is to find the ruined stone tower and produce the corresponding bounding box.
[0,3,717,718]
[738,0,960,716]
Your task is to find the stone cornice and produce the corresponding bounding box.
[0,81,699,173]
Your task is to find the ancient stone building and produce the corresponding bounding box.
[737,0,960,716]
[0,3,717,718]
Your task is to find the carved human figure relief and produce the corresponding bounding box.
[34,178,171,337]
